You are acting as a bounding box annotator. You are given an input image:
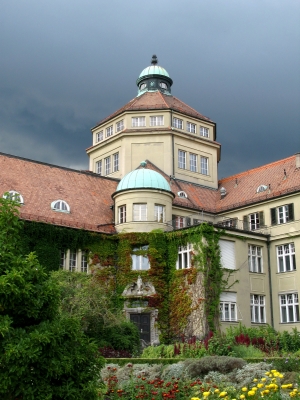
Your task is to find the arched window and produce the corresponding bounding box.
[3,191,24,204]
[178,191,188,199]
[257,185,268,193]
[51,200,70,213]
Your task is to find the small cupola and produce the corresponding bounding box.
[136,55,173,96]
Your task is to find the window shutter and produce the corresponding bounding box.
[243,215,248,230]
[288,203,294,221]
[172,215,176,229]
[219,240,236,270]
[259,211,265,227]
[186,217,191,226]
[220,292,237,302]
[270,208,277,225]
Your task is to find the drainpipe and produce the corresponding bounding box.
[267,235,274,328]
[171,109,175,176]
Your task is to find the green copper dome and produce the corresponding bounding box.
[139,65,170,79]
[116,163,171,192]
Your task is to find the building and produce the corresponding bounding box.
[0,55,299,343]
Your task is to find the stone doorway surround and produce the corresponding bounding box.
[122,275,159,345]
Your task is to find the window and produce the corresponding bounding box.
[140,83,147,90]
[113,153,119,172]
[178,150,186,169]
[220,218,238,228]
[150,116,164,126]
[271,204,294,225]
[154,204,165,222]
[159,82,167,89]
[178,191,188,199]
[106,125,113,137]
[220,292,237,322]
[277,243,296,273]
[133,204,147,221]
[200,126,209,137]
[132,117,146,127]
[3,191,24,204]
[96,160,102,175]
[51,200,70,213]
[244,212,264,231]
[69,251,77,272]
[250,295,265,323]
[248,245,263,273]
[176,244,192,269]
[257,185,267,193]
[132,245,150,270]
[175,216,185,229]
[118,205,126,223]
[105,157,111,175]
[280,293,299,323]
[60,250,66,268]
[190,153,197,172]
[81,252,88,273]
[187,122,196,134]
[173,117,183,129]
[96,131,103,143]
[200,156,209,175]
[116,120,124,132]
[219,240,236,270]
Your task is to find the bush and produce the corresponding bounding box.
[232,344,265,358]
[101,320,140,354]
[185,355,246,377]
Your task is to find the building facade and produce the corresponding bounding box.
[0,55,299,343]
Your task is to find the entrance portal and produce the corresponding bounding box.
[130,313,151,343]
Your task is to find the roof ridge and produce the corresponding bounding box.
[219,155,296,183]
[158,91,170,108]
[172,95,210,120]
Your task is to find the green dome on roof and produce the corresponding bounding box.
[116,163,171,192]
[139,65,170,79]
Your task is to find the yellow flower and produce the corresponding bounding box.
[203,392,211,397]
[241,387,248,392]
[279,374,284,378]
[219,392,227,398]
[271,369,277,373]
[261,378,267,382]
[239,396,245,400]
[253,378,258,382]
[257,383,264,388]
[191,398,200,400]
[250,387,257,391]
[247,391,255,396]
[290,392,297,398]
[214,389,220,393]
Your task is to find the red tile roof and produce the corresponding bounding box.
[0,153,118,233]
[93,91,214,128]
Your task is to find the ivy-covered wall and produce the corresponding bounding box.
[20,221,228,343]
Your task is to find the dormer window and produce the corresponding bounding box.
[51,200,70,213]
[257,185,268,193]
[178,191,188,199]
[3,191,24,204]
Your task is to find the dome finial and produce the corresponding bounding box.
[140,161,147,168]
[151,55,158,65]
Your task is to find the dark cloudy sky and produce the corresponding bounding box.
[0,1,299,179]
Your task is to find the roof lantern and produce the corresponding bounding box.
[116,161,171,192]
[136,55,173,96]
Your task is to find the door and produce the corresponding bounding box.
[130,313,151,343]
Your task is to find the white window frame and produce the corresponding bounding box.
[105,157,111,175]
[178,150,186,169]
[69,251,77,272]
[277,243,296,273]
[200,126,209,138]
[132,117,146,127]
[116,120,124,132]
[187,122,196,134]
[154,204,165,223]
[159,82,167,89]
[132,245,150,270]
[219,240,236,270]
[96,160,102,175]
[278,205,290,224]
[81,251,88,273]
[190,153,197,172]
[176,244,192,269]
[150,116,164,126]
[106,125,113,137]
[200,156,209,175]
[220,293,237,322]
[249,212,260,230]
[280,293,300,323]
[3,190,24,204]
[173,117,183,129]
[250,294,266,323]
[96,131,103,143]
[51,200,70,213]
[175,216,185,229]
[248,245,263,273]
[60,250,66,268]
[113,153,119,172]
[133,204,147,221]
[118,205,126,224]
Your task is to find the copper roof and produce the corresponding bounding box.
[93,91,214,128]
[0,153,118,233]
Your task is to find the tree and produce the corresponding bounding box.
[0,197,104,399]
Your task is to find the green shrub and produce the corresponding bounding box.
[140,344,175,358]
[185,355,246,377]
[101,321,140,354]
[232,344,265,358]
[207,332,235,356]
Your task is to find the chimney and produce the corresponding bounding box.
[296,153,300,169]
